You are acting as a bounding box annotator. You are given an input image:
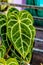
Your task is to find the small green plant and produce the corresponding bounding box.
[0,7,36,65]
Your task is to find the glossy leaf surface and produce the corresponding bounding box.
[7,7,35,60]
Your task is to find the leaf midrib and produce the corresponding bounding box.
[18,18,24,56]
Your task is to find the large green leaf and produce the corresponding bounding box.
[11,25,35,63]
[7,7,35,60]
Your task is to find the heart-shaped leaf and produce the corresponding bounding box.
[7,7,35,59]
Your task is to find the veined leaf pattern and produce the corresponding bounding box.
[0,45,6,58]
[24,24,36,62]
[7,7,35,59]
[11,25,36,63]
[7,58,19,65]
[0,14,8,48]
[0,14,6,34]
